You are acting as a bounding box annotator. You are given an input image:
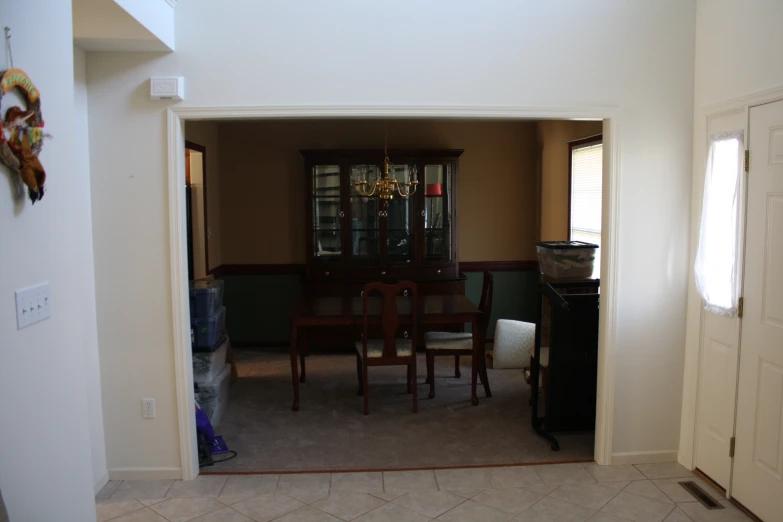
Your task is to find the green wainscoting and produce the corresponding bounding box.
[218,269,539,346]
[220,274,302,345]
[464,270,539,337]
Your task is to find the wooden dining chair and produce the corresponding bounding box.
[356,281,419,415]
[424,270,493,399]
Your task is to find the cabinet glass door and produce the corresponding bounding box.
[349,165,381,263]
[386,164,416,263]
[312,165,342,261]
[423,164,452,262]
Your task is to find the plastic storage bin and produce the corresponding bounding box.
[191,306,226,351]
[535,241,598,279]
[197,364,231,426]
[193,336,229,384]
[190,280,224,318]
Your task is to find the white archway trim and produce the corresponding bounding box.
[167,105,620,479]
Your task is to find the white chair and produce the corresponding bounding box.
[493,319,535,369]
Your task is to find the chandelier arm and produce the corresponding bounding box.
[399,178,419,197]
[356,181,376,197]
[397,179,409,197]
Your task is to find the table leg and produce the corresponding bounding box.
[471,317,479,406]
[290,322,300,412]
[299,329,308,383]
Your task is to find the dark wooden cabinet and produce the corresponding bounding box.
[301,149,466,348]
[302,149,463,285]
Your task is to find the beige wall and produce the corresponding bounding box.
[188,119,603,265]
[216,119,539,264]
[184,122,222,270]
[75,45,108,491]
[537,120,604,241]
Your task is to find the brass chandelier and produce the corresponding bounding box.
[353,132,418,207]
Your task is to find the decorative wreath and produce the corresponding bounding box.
[0,68,49,203]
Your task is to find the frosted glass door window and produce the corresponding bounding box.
[694,131,744,315]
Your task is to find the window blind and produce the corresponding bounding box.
[570,142,602,277]
[570,143,603,237]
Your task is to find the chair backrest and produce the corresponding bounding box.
[478,270,494,338]
[361,280,419,358]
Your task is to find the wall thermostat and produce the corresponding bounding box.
[150,77,184,101]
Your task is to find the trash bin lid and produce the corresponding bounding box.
[535,241,598,249]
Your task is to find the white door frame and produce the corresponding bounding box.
[166,105,622,480]
[679,85,783,479]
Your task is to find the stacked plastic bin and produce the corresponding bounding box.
[535,241,598,280]
[190,280,231,426]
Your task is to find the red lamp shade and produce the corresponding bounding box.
[425,183,442,197]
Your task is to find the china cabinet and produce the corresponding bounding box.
[300,149,465,346]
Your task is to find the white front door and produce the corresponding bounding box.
[732,99,783,522]
[693,109,746,489]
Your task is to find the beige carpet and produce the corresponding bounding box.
[211,350,594,472]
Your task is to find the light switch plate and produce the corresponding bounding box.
[15,282,51,329]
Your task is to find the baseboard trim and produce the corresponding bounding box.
[610,450,680,466]
[94,471,110,495]
[200,459,595,476]
[109,467,182,480]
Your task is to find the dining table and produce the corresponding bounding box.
[288,294,488,411]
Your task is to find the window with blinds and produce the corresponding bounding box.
[570,139,603,277]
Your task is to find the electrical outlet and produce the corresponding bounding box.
[142,398,156,419]
[15,282,51,329]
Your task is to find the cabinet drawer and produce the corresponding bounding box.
[351,267,386,280]
[421,266,457,280]
[387,266,419,280]
[311,266,345,279]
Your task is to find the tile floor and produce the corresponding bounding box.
[95,463,754,522]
